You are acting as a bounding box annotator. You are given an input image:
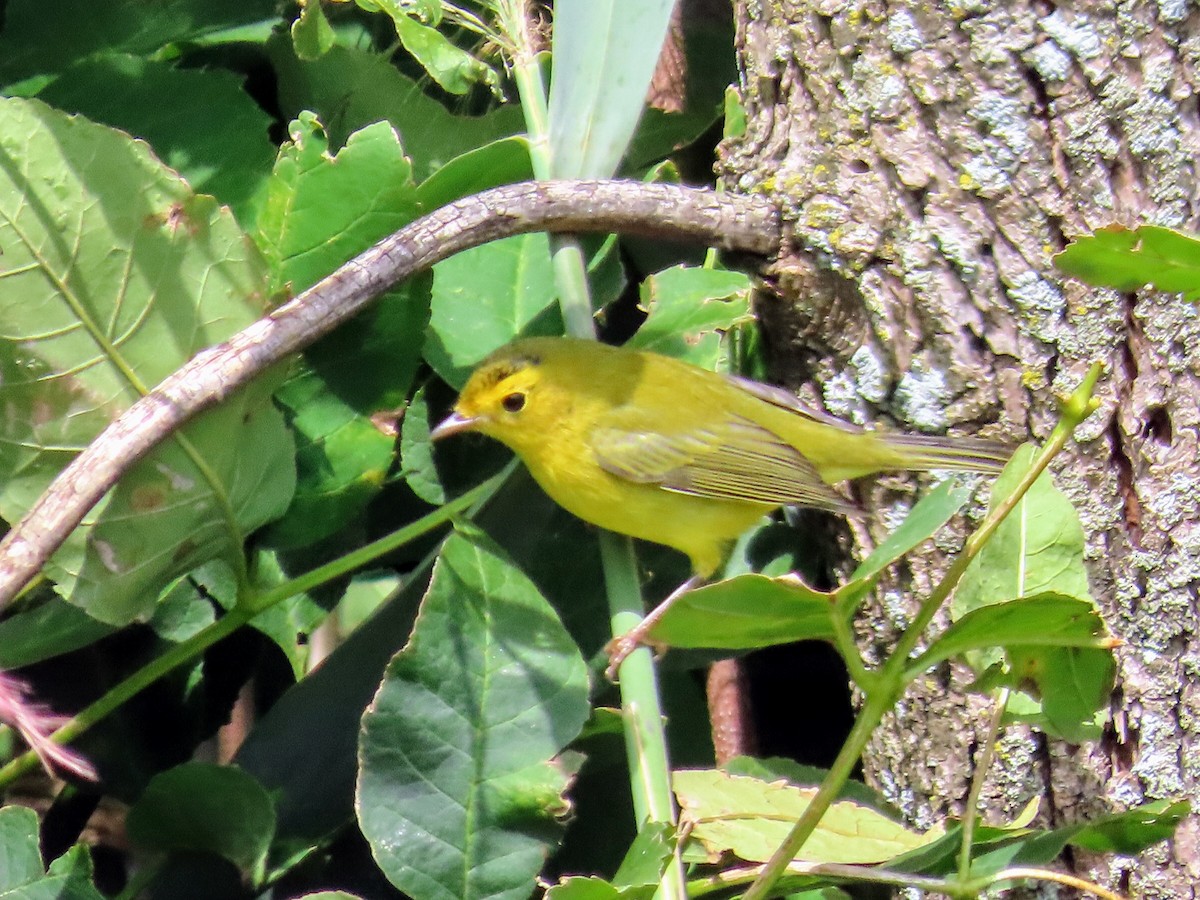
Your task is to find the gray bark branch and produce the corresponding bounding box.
[0,180,780,613]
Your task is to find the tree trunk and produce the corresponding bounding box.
[719,1,1200,895]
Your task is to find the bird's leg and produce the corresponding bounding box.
[605,574,705,681]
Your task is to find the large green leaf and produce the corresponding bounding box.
[914,593,1112,674]
[256,113,427,410]
[0,807,43,891]
[674,769,942,864]
[36,54,275,223]
[955,445,1091,614]
[357,532,590,900]
[424,232,558,387]
[0,807,104,900]
[628,265,753,368]
[0,96,293,624]
[888,800,1188,878]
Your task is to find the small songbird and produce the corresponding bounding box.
[432,337,1007,671]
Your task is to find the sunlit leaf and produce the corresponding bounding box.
[648,574,837,651]
[1055,224,1200,301]
[0,96,293,624]
[674,769,942,864]
[629,266,753,367]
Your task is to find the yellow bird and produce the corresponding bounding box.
[432,337,1007,582]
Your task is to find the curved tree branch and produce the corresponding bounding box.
[0,179,781,612]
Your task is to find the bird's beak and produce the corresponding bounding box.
[430,410,480,441]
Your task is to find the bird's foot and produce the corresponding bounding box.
[604,628,669,682]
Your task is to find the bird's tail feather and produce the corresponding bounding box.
[882,433,1012,474]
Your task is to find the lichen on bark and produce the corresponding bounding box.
[720,1,1200,895]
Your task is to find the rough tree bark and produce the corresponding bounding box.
[719,1,1199,896]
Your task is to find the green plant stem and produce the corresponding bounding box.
[742,363,1103,900]
[0,603,252,788]
[499,0,550,181]
[600,535,674,828]
[691,861,1127,900]
[243,469,508,613]
[992,867,1130,900]
[956,687,1010,882]
[601,534,687,900]
[828,607,875,693]
[501,7,681,898]
[549,236,597,339]
[0,475,506,790]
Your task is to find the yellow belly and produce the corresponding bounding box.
[523,456,770,577]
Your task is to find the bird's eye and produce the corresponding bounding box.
[501,392,526,413]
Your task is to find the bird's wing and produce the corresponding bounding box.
[589,414,856,514]
[725,374,861,431]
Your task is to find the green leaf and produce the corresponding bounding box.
[612,821,675,888]
[547,1,676,178]
[0,0,278,85]
[424,232,558,387]
[648,574,837,650]
[1054,224,1200,302]
[126,762,276,875]
[1003,644,1114,743]
[892,799,1187,878]
[415,136,534,212]
[0,807,44,890]
[954,443,1091,620]
[913,593,1112,673]
[0,96,293,625]
[265,370,395,549]
[390,11,500,96]
[628,265,753,367]
[674,769,942,864]
[400,386,446,505]
[268,39,524,182]
[256,114,429,409]
[291,0,336,60]
[255,114,428,544]
[0,598,114,668]
[0,808,104,899]
[36,55,276,223]
[544,878,656,900]
[1066,799,1189,854]
[357,533,590,900]
[837,480,971,611]
[257,114,419,300]
[724,756,900,817]
[41,845,104,900]
[950,445,1109,739]
[544,877,624,900]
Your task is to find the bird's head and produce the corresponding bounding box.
[431,340,561,453]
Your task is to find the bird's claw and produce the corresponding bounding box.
[604,629,669,682]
